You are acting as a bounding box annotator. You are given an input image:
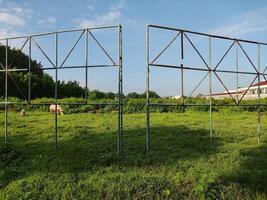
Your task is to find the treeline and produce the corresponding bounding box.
[126,91,160,98]
[0,46,87,98]
[0,46,85,99]
[0,46,165,100]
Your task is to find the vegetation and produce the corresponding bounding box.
[0,46,118,99]
[0,44,164,101]
[1,96,267,115]
[0,111,267,199]
[126,91,160,99]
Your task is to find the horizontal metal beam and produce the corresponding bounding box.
[60,102,119,106]
[0,68,29,72]
[149,103,267,107]
[18,64,120,71]
[0,102,120,106]
[149,103,209,106]
[0,25,119,41]
[0,101,263,107]
[148,24,267,46]
[55,64,119,70]
[150,63,265,75]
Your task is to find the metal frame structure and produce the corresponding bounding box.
[146,24,267,151]
[0,25,123,153]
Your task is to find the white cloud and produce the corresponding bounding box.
[38,17,57,26]
[0,3,32,28]
[0,3,32,42]
[79,10,121,28]
[0,28,20,38]
[0,12,25,27]
[77,1,125,28]
[0,28,29,50]
[210,7,267,37]
[0,28,22,48]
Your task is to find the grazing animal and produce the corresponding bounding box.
[49,104,64,115]
[20,109,26,116]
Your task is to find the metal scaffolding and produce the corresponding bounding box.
[146,24,267,151]
[0,25,123,153]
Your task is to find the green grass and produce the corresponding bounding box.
[1,111,267,199]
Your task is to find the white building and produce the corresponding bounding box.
[210,81,267,99]
[170,95,181,99]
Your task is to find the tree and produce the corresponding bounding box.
[89,90,106,99]
[140,91,160,98]
[106,92,116,99]
[127,92,141,98]
[0,46,85,99]
[0,46,50,99]
[58,80,85,98]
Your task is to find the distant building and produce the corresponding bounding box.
[209,80,267,99]
[170,95,181,99]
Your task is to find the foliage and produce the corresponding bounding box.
[126,92,142,98]
[57,80,85,98]
[142,91,161,98]
[0,46,118,99]
[88,90,116,100]
[0,96,266,114]
[126,91,161,99]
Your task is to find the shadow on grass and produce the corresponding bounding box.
[0,124,216,186]
[2,113,267,198]
[213,142,267,198]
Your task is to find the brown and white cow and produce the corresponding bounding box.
[49,104,64,115]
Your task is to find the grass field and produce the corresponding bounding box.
[1,111,267,199]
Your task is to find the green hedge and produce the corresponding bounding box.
[0,97,265,114]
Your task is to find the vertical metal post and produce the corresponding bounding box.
[257,44,261,144]
[146,25,150,151]
[117,24,123,153]
[209,37,213,148]
[28,36,31,103]
[55,32,58,148]
[120,25,123,153]
[180,31,184,104]
[236,41,239,101]
[85,29,88,103]
[4,39,8,142]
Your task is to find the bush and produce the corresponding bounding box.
[0,96,266,114]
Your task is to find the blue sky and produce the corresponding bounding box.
[0,0,267,97]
